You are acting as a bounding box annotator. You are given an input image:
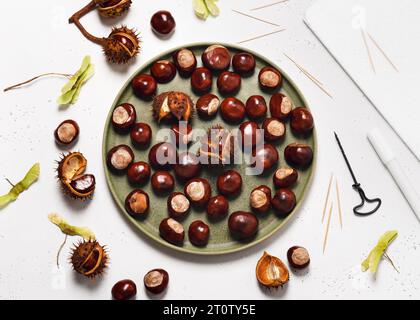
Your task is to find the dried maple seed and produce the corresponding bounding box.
[287,246,310,269]
[284,143,313,169]
[111,103,136,131]
[290,107,314,136]
[111,279,137,300]
[232,52,256,75]
[198,125,235,166]
[228,211,259,240]
[262,118,285,142]
[167,192,190,220]
[273,167,298,188]
[196,94,220,118]
[151,171,175,194]
[70,240,108,278]
[107,145,134,172]
[256,251,289,288]
[188,220,210,247]
[152,91,194,122]
[172,48,197,76]
[202,45,231,71]
[151,60,177,83]
[217,71,241,95]
[125,189,149,216]
[151,10,176,36]
[54,120,80,145]
[217,170,243,197]
[144,269,169,294]
[271,188,296,217]
[246,95,267,120]
[220,97,246,124]
[259,67,282,90]
[250,185,271,214]
[132,74,157,100]
[130,123,152,147]
[159,218,185,246]
[148,142,177,170]
[191,67,213,93]
[270,93,293,121]
[206,195,229,219]
[184,178,212,207]
[95,0,132,18]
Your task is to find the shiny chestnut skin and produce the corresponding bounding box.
[217,170,243,197]
[148,142,177,170]
[167,192,190,220]
[191,67,213,93]
[127,161,151,185]
[130,123,152,147]
[171,122,192,147]
[184,178,212,207]
[172,48,197,76]
[239,121,263,149]
[273,167,298,188]
[284,143,313,169]
[287,246,310,269]
[246,95,267,120]
[252,144,279,172]
[290,107,314,136]
[112,279,137,300]
[259,66,282,90]
[132,74,157,100]
[228,211,259,240]
[220,97,246,124]
[125,189,149,217]
[217,71,241,95]
[54,120,79,145]
[151,60,177,83]
[232,52,256,75]
[151,10,176,36]
[196,94,220,118]
[262,118,286,142]
[159,218,184,246]
[107,144,134,172]
[111,103,136,131]
[70,174,96,195]
[270,93,293,121]
[206,195,229,219]
[144,269,169,294]
[271,188,296,217]
[250,185,272,214]
[151,171,175,193]
[174,152,201,181]
[201,45,231,71]
[188,220,210,247]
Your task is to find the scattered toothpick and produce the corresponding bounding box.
[366,32,399,72]
[250,0,289,11]
[323,202,334,253]
[232,9,280,27]
[361,29,376,73]
[322,174,333,223]
[336,179,343,229]
[238,29,286,44]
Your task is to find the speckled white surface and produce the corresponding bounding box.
[0,0,419,300]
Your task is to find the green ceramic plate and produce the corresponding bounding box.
[103,43,316,255]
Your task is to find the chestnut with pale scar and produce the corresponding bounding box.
[54,120,79,145]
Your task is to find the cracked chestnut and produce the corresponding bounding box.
[144,269,169,294]
[284,143,313,169]
[239,121,262,149]
[217,170,242,197]
[132,74,157,100]
[151,10,176,36]
[250,185,271,214]
[220,97,246,124]
[159,218,184,246]
[127,161,151,185]
[290,107,314,136]
[287,246,310,269]
[112,279,137,300]
[273,167,298,188]
[206,195,229,219]
[217,71,241,95]
[269,93,293,121]
[148,142,177,170]
[246,95,267,120]
[259,66,282,90]
[191,67,213,93]
[151,171,175,194]
[107,145,134,172]
[196,94,220,118]
[151,60,177,83]
[188,220,210,247]
[271,188,296,217]
[125,189,149,216]
[228,211,259,240]
[167,192,190,220]
[172,48,197,76]
[54,120,79,145]
[262,118,285,142]
[174,152,201,181]
[252,144,279,172]
[111,103,136,131]
[232,52,256,75]
[130,122,152,147]
[184,178,212,207]
[201,45,231,71]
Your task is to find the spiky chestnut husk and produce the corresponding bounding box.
[95,0,132,18]
[70,240,108,278]
[198,125,236,166]
[152,91,194,123]
[103,26,140,64]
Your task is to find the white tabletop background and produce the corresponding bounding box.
[0,0,419,300]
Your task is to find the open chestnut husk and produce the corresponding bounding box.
[196,94,220,118]
[217,170,242,197]
[132,74,157,100]
[107,144,134,172]
[202,45,231,71]
[220,97,246,124]
[284,143,313,169]
[250,185,271,214]
[151,171,175,194]
[217,71,241,95]
[251,144,279,172]
[167,192,190,220]
[172,48,197,76]
[151,60,177,83]
[111,103,136,131]
[246,95,267,120]
[130,123,152,148]
[144,269,169,295]
[198,125,235,166]
[232,52,256,75]
[262,118,285,142]
[127,161,151,185]
[54,120,80,145]
[290,107,314,136]
[256,251,289,288]
[95,0,132,18]
[271,188,296,217]
[207,195,229,220]
[152,91,194,123]
[125,189,149,217]
[70,240,108,278]
[159,218,184,246]
[228,211,259,240]
[184,178,212,207]
[111,279,137,300]
[273,167,298,188]
[270,93,293,121]
[287,246,310,269]
[148,142,177,170]
[188,220,210,247]
[259,66,282,90]
[191,67,213,93]
[151,10,176,37]
[174,152,201,182]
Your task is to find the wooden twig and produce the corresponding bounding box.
[361,29,376,73]
[251,0,289,11]
[323,202,334,253]
[232,9,280,27]
[335,179,343,229]
[4,73,72,92]
[238,29,286,44]
[367,32,399,72]
[5,178,15,188]
[383,252,400,273]
[322,174,333,223]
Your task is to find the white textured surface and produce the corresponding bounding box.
[0,0,419,300]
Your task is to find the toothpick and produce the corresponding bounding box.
[361,29,376,73]
[238,29,286,44]
[231,9,280,27]
[251,0,289,11]
[322,174,333,223]
[335,179,343,229]
[367,32,399,72]
[323,202,334,254]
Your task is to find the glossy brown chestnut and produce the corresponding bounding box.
[130,122,152,147]
[246,95,267,120]
[151,10,176,36]
[217,71,241,95]
[252,144,279,172]
[273,167,298,188]
[269,93,293,121]
[196,94,220,118]
[174,152,201,181]
[111,103,136,131]
[287,246,310,269]
[262,118,286,142]
[132,74,157,100]
[239,121,263,149]
[232,52,256,75]
[148,142,177,170]
[191,67,213,93]
[171,122,192,147]
[184,178,212,207]
[151,171,175,193]
[172,48,197,76]
[167,192,190,220]
[144,269,169,294]
[107,145,134,172]
[159,218,184,246]
[228,211,259,240]
[250,185,272,214]
[220,97,246,124]
[201,45,231,71]
[54,120,80,145]
[271,188,296,217]
[284,143,313,169]
[259,66,282,90]
[151,60,177,83]
[127,161,151,185]
[188,220,210,247]
[112,279,137,300]
[290,107,314,136]
[206,195,229,219]
[217,170,242,197]
[70,174,96,195]
[125,189,149,216]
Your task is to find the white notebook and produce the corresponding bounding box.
[305,0,420,161]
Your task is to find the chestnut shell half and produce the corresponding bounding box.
[256,251,289,288]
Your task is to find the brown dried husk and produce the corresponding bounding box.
[96,0,132,18]
[256,251,289,288]
[70,240,108,278]
[152,91,194,122]
[103,26,140,64]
